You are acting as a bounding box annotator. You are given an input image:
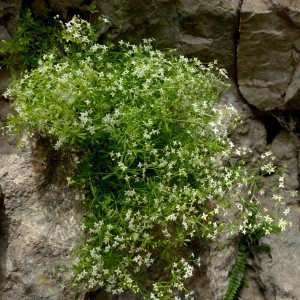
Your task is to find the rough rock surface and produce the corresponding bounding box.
[0,0,22,36]
[0,144,83,300]
[1,0,300,300]
[30,0,241,77]
[0,38,84,298]
[238,128,300,300]
[0,72,84,298]
[255,130,300,300]
[238,0,300,111]
[256,211,300,300]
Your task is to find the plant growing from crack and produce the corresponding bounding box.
[2,15,291,300]
[224,159,290,300]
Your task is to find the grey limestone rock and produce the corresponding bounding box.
[238,0,300,111]
[1,0,300,299]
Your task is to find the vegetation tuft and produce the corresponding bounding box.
[1,14,291,300]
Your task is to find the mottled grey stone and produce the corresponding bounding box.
[1,0,300,299]
[238,0,300,111]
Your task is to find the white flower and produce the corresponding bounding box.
[272,194,283,202]
[201,213,208,220]
[279,176,284,188]
[118,162,128,171]
[91,44,100,52]
[88,125,96,135]
[278,218,288,231]
[283,207,290,216]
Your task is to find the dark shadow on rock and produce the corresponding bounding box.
[0,185,9,291]
[87,289,140,300]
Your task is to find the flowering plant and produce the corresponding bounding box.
[3,16,290,299]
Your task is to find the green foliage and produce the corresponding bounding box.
[224,245,248,300]
[224,212,275,300]
[3,16,290,300]
[0,9,63,71]
[88,4,99,16]
[224,193,284,300]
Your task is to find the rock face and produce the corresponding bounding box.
[253,129,300,300]
[177,0,240,77]
[1,0,300,300]
[238,0,300,111]
[0,145,83,300]
[0,0,22,36]
[30,0,241,77]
